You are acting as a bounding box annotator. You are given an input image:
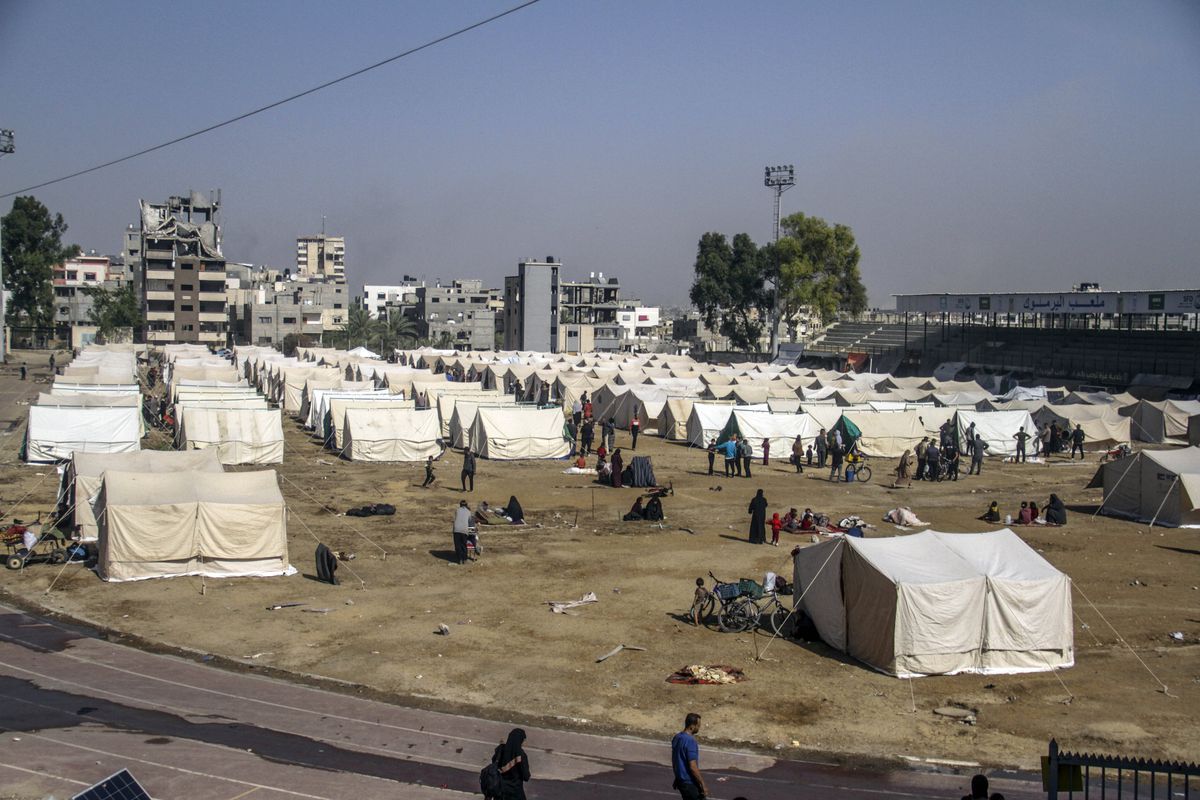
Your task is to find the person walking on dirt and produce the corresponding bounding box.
[581,417,595,456]
[630,410,641,450]
[706,438,717,476]
[20,362,27,380]
[747,489,768,543]
[461,450,477,492]
[815,429,827,468]
[791,435,805,473]
[452,500,473,564]
[671,713,709,800]
[739,437,753,479]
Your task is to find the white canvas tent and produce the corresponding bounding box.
[840,410,926,458]
[686,402,738,447]
[720,410,820,460]
[25,406,141,463]
[661,398,731,441]
[956,409,1037,458]
[64,450,224,542]
[469,407,569,460]
[342,407,443,462]
[447,398,517,450]
[1087,447,1200,528]
[96,470,290,582]
[176,407,284,465]
[793,530,1073,677]
[1031,405,1130,451]
[327,397,413,450]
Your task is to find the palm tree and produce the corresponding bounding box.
[376,313,419,355]
[336,306,382,351]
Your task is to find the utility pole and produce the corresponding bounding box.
[0,129,14,363]
[763,164,795,359]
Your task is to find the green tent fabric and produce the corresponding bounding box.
[834,415,862,449]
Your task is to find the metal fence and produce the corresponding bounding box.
[1046,739,1199,799]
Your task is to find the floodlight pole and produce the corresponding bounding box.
[0,129,14,364]
[764,164,795,359]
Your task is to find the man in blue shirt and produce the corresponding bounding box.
[671,712,708,799]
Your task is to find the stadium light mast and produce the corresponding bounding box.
[0,129,13,364]
[764,164,795,359]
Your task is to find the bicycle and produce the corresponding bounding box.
[722,590,793,637]
[844,452,872,483]
[699,572,758,632]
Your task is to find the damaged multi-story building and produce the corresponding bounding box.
[130,191,228,346]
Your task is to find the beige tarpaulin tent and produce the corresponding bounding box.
[793,530,1073,677]
[660,397,730,441]
[342,407,443,462]
[176,407,284,465]
[448,398,518,450]
[469,407,570,460]
[96,470,290,582]
[327,397,414,450]
[64,450,224,542]
[25,406,142,463]
[1087,447,1200,527]
[1123,400,1200,444]
[1032,405,1130,450]
[840,410,926,458]
[956,409,1037,458]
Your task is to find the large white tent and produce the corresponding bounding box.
[64,449,224,542]
[685,402,740,447]
[25,406,142,463]
[447,398,518,450]
[342,407,443,462]
[793,530,1073,677]
[956,409,1037,458]
[96,470,291,582]
[1031,405,1130,450]
[1088,447,1200,527]
[720,409,820,460]
[469,407,569,460]
[176,407,284,465]
[840,410,926,458]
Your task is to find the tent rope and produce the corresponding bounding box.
[753,538,844,662]
[1092,454,1139,518]
[1146,475,1178,530]
[276,471,389,558]
[1072,582,1174,697]
[287,505,366,590]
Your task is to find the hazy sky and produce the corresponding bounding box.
[2,1,1198,307]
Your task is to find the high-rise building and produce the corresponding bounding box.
[417,280,499,350]
[138,191,228,346]
[503,258,560,352]
[560,271,623,351]
[296,234,345,281]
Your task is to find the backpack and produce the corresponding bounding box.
[480,754,520,798]
[479,762,503,798]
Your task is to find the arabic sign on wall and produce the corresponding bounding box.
[894,291,1200,315]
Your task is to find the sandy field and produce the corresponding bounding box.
[1,351,1197,771]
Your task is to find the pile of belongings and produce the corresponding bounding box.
[346,503,396,518]
[666,664,746,685]
[883,507,927,527]
[628,456,657,487]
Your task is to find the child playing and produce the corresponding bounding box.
[689,577,710,626]
[806,445,814,466]
[421,455,436,488]
[770,512,782,546]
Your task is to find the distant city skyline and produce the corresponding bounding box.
[2,1,1198,308]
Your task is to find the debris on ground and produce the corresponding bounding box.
[548,592,598,614]
[667,664,746,685]
[933,706,977,725]
[437,624,451,636]
[266,602,305,611]
[596,644,647,662]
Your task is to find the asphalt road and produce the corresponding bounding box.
[0,603,1047,800]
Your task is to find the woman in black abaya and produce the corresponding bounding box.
[747,489,768,544]
[492,727,531,799]
[504,496,526,525]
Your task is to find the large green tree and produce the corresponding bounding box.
[2,196,79,329]
[329,305,381,350]
[688,232,770,351]
[83,283,143,341]
[376,312,419,354]
[689,213,867,353]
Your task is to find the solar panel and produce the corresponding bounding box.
[72,769,151,800]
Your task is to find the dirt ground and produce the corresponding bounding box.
[1,350,1197,771]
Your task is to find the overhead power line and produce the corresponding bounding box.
[1,0,542,199]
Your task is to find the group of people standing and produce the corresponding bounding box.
[706,434,756,478]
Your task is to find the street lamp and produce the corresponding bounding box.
[0,129,13,364]
[763,164,795,358]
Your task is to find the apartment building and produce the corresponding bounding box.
[560,271,623,351]
[137,191,228,346]
[503,258,560,352]
[297,234,345,281]
[417,279,499,350]
[362,279,424,319]
[229,268,349,347]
